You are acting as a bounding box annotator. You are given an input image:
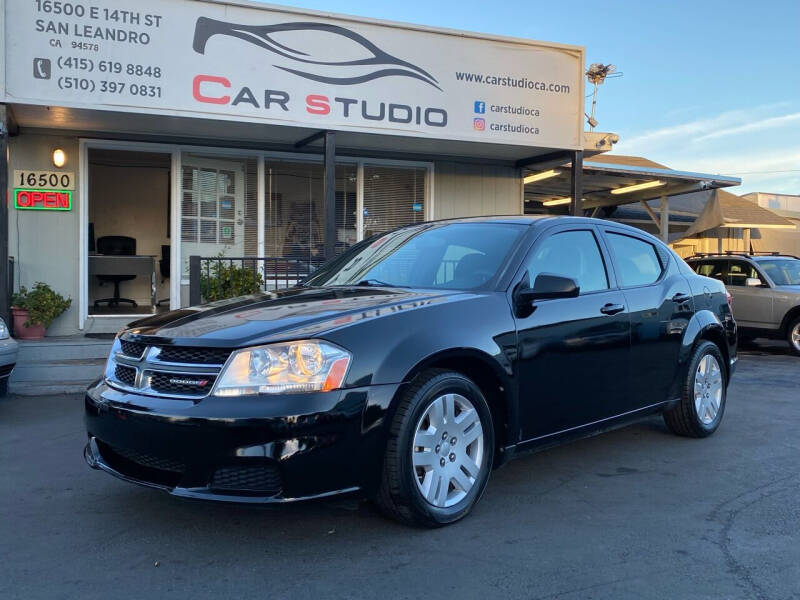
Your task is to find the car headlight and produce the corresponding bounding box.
[213,340,351,396]
[0,318,9,340]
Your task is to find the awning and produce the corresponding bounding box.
[523,154,741,210]
[672,189,796,242]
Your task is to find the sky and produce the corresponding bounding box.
[262,0,800,195]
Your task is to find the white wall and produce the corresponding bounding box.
[7,133,81,335]
[434,161,522,219]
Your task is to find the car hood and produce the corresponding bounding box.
[124,287,472,347]
[774,285,800,294]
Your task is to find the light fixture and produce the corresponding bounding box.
[52,148,67,168]
[523,170,561,184]
[542,197,572,206]
[610,180,665,195]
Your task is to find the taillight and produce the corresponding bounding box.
[726,290,733,309]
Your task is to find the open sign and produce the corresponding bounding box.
[14,189,73,211]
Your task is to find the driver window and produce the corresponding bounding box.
[527,230,609,293]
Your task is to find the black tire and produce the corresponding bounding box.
[787,317,800,356]
[663,341,727,438]
[374,369,495,527]
[0,377,7,397]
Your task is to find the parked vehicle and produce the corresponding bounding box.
[0,317,18,396]
[85,217,737,526]
[686,253,800,355]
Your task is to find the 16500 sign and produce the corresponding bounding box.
[14,170,75,190]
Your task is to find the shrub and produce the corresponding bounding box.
[200,261,264,302]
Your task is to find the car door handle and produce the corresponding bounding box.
[671,293,691,303]
[600,303,625,315]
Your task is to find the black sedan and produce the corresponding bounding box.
[85,216,737,526]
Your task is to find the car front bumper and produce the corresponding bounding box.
[0,337,18,380]
[84,380,401,503]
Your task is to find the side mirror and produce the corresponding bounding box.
[514,273,580,317]
[745,277,763,287]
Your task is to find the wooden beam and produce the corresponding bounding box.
[639,199,660,227]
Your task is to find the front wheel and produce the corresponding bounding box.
[663,341,726,437]
[374,370,494,527]
[787,317,800,356]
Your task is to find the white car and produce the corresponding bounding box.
[0,317,18,396]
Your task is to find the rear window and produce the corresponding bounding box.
[606,233,663,287]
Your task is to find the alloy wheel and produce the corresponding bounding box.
[791,323,800,353]
[694,354,723,425]
[412,393,485,508]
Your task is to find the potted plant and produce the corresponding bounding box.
[11,283,72,340]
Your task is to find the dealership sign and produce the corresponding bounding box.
[14,189,73,210]
[1,0,584,149]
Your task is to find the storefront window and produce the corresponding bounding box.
[363,165,426,239]
[263,161,357,262]
[177,155,429,279]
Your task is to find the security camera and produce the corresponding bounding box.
[608,134,619,145]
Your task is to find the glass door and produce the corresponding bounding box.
[180,157,246,270]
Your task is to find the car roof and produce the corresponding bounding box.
[687,254,798,262]
[424,215,659,234]
[750,255,798,261]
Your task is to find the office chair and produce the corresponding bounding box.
[157,245,170,307]
[94,236,138,308]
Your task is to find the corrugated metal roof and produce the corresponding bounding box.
[584,154,670,170]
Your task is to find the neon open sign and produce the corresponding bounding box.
[14,189,73,211]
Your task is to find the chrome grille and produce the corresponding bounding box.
[114,364,137,387]
[107,338,225,399]
[155,346,231,365]
[149,372,217,397]
[119,339,146,359]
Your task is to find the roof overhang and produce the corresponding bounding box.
[7,103,577,164]
[523,154,742,210]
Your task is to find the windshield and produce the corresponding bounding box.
[758,259,800,286]
[304,222,527,290]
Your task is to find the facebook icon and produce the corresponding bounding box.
[474,101,486,114]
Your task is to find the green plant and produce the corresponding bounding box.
[12,282,72,328]
[200,261,264,302]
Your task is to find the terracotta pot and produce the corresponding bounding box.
[11,307,46,340]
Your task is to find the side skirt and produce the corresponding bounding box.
[498,400,671,466]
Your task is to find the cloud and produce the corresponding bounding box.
[613,102,800,195]
[692,112,800,143]
[616,102,797,153]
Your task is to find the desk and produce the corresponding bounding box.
[89,255,156,312]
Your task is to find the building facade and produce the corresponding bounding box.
[1,0,590,335]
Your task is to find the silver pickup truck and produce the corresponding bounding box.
[686,253,800,355]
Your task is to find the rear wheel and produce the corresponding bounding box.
[663,341,726,437]
[787,317,800,356]
[374,370,494,527]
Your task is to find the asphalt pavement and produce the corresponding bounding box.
[1,349,798,600]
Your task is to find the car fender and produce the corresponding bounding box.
[672,309,728,399]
